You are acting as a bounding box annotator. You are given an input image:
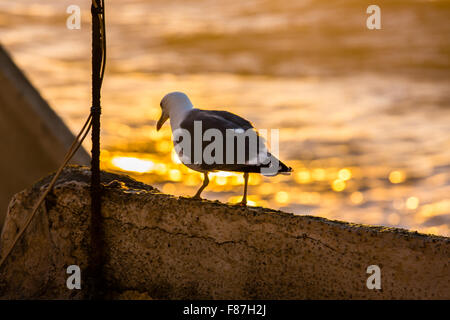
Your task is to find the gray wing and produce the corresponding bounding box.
[176,109,287,174]
[205,110,254,130]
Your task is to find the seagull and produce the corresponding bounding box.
[156,92,292,205]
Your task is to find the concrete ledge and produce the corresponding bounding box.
[0,166,448,299]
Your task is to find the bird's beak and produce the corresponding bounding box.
[156,112,169,131]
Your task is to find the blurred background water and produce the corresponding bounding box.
[0,0,449,236]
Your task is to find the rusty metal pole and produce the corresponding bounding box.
[89,0,104,299]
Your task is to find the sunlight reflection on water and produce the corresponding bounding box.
[0,0,449,236]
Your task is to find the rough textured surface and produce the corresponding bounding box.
[0,166,449,299]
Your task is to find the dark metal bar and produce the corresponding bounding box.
[89,0,104,299]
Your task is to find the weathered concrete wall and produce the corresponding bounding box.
[0,166,449,299]
[0,45,90,228]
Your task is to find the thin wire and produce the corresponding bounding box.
[0,114,93,269]
[92,0,106,86]
[100,0,106,84]
[0,0,106,272]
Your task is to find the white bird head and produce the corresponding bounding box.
[157,91,194,131]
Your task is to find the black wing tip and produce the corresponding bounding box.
[278,162,293,175]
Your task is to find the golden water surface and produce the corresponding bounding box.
[0,0,449,236]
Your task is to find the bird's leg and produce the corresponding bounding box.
[239,172,249,206]
[193,172,209,199]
